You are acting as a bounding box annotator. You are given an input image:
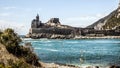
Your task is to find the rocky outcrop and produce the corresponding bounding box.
[0,44,18,65]
[0,43,35,68]
[28,14,81,39]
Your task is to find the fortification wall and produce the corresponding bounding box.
[31,27,74,35]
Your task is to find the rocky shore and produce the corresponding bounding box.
[39,62,120,68]
[74,36,120,39]
[26,34,120,39]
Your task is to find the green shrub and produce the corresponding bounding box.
[0,63,5,68]
[25,52,40,66]
[0,28,41,67]
[103,14,120,30]
[7,59,30,68]
[0,28,22,56]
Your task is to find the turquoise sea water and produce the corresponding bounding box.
[22,38,120,66]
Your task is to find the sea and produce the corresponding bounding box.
[22,38,120,66]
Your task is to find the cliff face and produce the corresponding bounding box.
[87,9,120,30]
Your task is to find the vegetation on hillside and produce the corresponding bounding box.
[103,12,120,30]
[0,28,41,68]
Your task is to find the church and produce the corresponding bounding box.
[31,14,42,28]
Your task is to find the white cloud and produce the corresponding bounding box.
[62,13,108,27]
[3,6,16,10]
[0,20,29,35]
[0,13,11,17]
[66,16,96,21]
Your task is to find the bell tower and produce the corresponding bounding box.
[36,14,39,21]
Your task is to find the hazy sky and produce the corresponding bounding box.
[0,0,119,35]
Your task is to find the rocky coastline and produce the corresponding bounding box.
[26,33,120,39]
[74,36,120,39]
[39,61,120,68]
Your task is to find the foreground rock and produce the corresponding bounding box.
[0,44,34,68]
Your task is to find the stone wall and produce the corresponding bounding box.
[31,27,74,35]
[82,29,120,36]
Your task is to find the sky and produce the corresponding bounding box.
[0,0,119,35]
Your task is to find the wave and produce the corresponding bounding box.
[43,44,52,46]
[84,40,120,44]
[22,38,48,41]
[65,41,80,44]
[34,48,59,52]
[21,38,32,40]
[45,49,59,52]
[34,48,42,50]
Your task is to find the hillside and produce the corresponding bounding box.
[0,43,34,68]
[0,28,41,68]
[87,8,120,30]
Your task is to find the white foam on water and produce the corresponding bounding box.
[34,48,42,50]
[43,44,53,46]
[45,48,59,52]
[65,41,79,44]
[21,38,31,40]
[85,40,120,44]
[34,47,59,52]
[47,40,53,42]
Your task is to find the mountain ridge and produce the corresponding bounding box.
[87,1,120,30]
[87,9,118,30]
